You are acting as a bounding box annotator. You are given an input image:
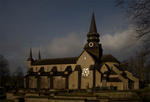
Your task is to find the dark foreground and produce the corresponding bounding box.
[1,87,150,102]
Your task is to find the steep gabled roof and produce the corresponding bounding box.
[101,54,120,63]
[32,57,78,65]
[32,50,97,66]
[77,50,97,62]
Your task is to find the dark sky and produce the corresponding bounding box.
[0,0,142,73]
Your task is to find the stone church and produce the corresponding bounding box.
[24,12,139,90]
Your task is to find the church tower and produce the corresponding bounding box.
[84,12,103,63]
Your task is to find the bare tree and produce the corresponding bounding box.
[115,0,150,43]
[145,62,150,82]
[115,0,150,85]
[13,66,24,89]
[126,47,149,83]
[0,54,10,87]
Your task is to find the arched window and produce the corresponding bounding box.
[65,66,72,73]
[39,67,44,72]
[74,65,82,72]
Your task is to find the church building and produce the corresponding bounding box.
[24,12,139,90]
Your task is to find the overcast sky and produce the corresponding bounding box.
[0,0,143,73]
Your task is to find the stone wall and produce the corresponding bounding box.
[29,76,37,89]
[40,76,50,89]
[68,71,78,89]
[77,51,95,68]
[53,76,66,89]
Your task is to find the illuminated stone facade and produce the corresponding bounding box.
[24,12,139,90]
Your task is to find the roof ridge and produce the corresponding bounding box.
[40,57,78,61]
[33,57,78,65]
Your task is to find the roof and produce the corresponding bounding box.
[101,54,120,63]
[108,77,122,82]
[32,57,78,65]
[32,54,119,65]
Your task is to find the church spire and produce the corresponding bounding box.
[87,11,99,43]
[30,48,32,58]
[84,11,103,62]
[89,11,97,33]
[27,48,33,61]
[38,50,41,60]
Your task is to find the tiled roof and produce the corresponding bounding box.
[32,57,78,65]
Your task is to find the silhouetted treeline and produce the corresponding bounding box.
[122,47,150,86]
[0,54,24,91]
[0,55,10,88]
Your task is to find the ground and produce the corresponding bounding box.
[0,99,14,102]
[136,87,150,102]
[3,87,150,102]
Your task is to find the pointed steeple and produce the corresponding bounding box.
[89,11,97,33]
[30,48,32,58]
[87,11,100,43]
[38,50,41,60]
[27,48,33,61]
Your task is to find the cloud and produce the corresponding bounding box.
[0,26,143,73]
[41,26,143,61]
[101,26,143,60]
[42,32,85,58]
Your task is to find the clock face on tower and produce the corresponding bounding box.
[82,68,90,77]
[89,42,94,47]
